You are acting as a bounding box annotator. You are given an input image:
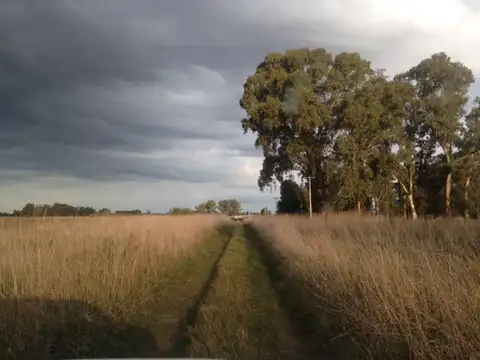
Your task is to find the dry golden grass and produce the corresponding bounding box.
[0,215,220,313]
[251,214,480,359]
[0,215,222,358]
[4,213,479,359]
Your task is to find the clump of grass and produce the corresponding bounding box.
[0,215,222,358]
[251,215,480,359]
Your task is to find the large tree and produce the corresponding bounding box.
[240,48,374,212]
[241,48,478,217]
[204,200,217,213]
[217,199,242,216]
[195,200,217,213]
[388,78,422,219]
[455,97,480,217]
[276,179,307,214]
[333,74,412,213]
[396,53,474,216]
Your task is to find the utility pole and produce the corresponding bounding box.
[306,176,315,219]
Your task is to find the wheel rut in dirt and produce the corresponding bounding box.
[166,224,234,357]
[187,223,320,359]
[243,224,330,359]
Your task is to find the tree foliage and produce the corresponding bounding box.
[242,48,480,218]
[260,207,271,215]
[6,199,246,217]
[240,49,376,212]
[276,179,307,214]
[14,202,100,216]
[167,207,195,215]
[217,199,242,216]
[195,200,217,213]
[396,52,475,216]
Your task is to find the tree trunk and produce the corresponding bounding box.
[407,194,418,220]
[398,177,417,220]
[464,175,471,218]
[445,172,452,216]
[407,168,417,220]
[374,197,380,215]
[444,143,453,217]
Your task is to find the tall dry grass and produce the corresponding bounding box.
[0,215,220,317]
[251,215,480,359]
[0,215,221,357]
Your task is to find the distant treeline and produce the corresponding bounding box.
[1,199,269,217]
[0,203,145,217]
[168,199,244,216]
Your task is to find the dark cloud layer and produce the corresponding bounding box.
[0,1,257,185]
[1,0,480,211]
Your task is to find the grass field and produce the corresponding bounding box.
[0,214,479,359]
[249,215,480,359]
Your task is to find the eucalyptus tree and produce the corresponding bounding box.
[396,53,474,216]
[387,77,423,219]
[455,97,480,217]
[240,48,373,212]
[276,179,307,214]
[333,73,412,213]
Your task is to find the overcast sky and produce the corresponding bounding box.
[2,0,480,213]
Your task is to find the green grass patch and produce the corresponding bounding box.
[188,225,300,360]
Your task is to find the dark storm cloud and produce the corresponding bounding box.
[0,1,163,180]
[0,1,164,85]
[0,0,267,183]
[0,142,231,184]
[3,0,476,189]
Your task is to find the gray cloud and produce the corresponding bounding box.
[0,1,247,188]
[1,0,480,212]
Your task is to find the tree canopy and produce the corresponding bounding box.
[18,202,97,217]
[241,48,480,218]
[194,200,217,213]
[276,179,307,214]
[217,199,242,216]
[5,198,247,217]
[168,199,243,216]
